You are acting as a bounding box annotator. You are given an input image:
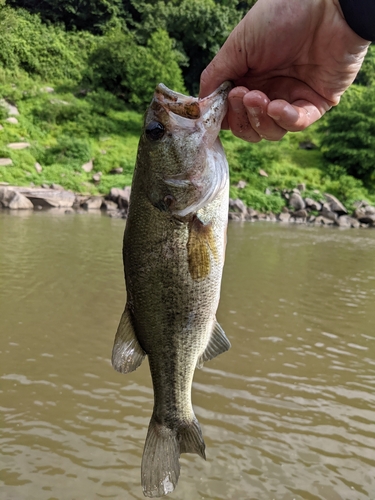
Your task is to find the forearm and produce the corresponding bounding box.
[339,0,375,41]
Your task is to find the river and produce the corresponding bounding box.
[1,210,375,500]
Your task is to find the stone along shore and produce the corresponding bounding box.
[1,184,375,229]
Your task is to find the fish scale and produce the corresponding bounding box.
[111,81,232,498]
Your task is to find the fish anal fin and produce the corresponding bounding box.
[111,306,146,374]
[187,216,218,280]
[198,320,231,367]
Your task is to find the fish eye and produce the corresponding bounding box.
[145,121,165,141]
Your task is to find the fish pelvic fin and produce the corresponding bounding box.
[141,416,206,498]
[197,320,231,368]
[111,305,146,374]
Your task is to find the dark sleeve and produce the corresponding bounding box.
[339,0,375,41]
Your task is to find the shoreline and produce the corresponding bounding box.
[1,183,375,229]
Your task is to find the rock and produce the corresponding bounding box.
[336,215,351,228]
[15,187,75,208]
[349,218,360,229]
[324,193,347,214]
[34,162,43,173]
[321,205,338,222]
[82,160,93,173]
[41,183,50,189]
[299,141,317,150]
[0,182,9,186]
[297,183,306,192]
[40,86,54,93]
[278,212,291,222]
[353,200,368,209]
[315,215,335,225]
[268,212,277,221]
[0,125,3,131]
[356,213,375,225]
[82,196,103,210]
[289,192,305,210]
[235,180,247,189]
[73,195,90,207]
[102,200,118,211]
[50,99,69,106]
[92,172,102,183]
[0,187,33,209]
[108,209,126,219]
[7,142,30,150]
[365,206,375,215]
[5,117,18,125]
[109,186,131,209]
[304,197,322,212]
[293,209,308,219]
[0,158,13,166]
[247,207,258,218]
[0,99,19,115]
[50,183,64,190]
[265,188,272,195]
[292,188,301,194]
[229,198,247,214]
[281,206,289,213]
[228,212,244,221]
[307,215,316,223]
[109,167,123,175]
[259,169,268,177]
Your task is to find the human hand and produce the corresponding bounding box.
[199,0,370,142]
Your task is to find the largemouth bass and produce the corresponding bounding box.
[112,81,232,497]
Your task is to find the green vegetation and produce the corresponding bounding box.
[0,1,374,211]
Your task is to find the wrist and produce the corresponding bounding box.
[333,0,375,42]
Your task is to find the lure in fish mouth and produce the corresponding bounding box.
[112,81,232,497]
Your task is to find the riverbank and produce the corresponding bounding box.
[1,183,375,229]
[1,78,375,219]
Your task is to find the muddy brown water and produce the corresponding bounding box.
[1,210,375,500]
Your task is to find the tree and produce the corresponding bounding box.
[6,0,123,33]
[320,85,375,188]
[86,28,185,109]
[356,44,375,86]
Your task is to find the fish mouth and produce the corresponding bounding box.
[153,81,233,121]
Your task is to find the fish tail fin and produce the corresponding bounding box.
[141,417,180,498]
[179,417,206,459]
[141,415,206,497]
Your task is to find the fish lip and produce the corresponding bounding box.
[153,81,233,121]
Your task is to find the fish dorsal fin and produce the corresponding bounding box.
[187,216,218,280]
[112,305,146,374]
[197,320,231,368]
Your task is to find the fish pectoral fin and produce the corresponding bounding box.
[111,306,146,374]
[197,320,231,367]
[187,216,218,280]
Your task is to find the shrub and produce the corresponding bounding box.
[320,86,375,187]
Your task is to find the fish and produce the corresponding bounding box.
[111,81,232,497]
